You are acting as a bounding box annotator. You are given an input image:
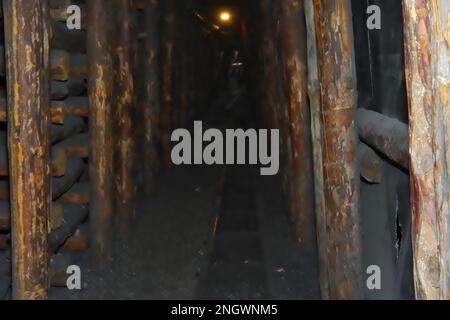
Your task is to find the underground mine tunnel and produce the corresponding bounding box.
[0,0,449,301]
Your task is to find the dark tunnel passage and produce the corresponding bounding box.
[58,0,323,300]
[7,0,450,301]
[48,0,411,300]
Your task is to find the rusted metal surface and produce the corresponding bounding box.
[356,108,409,170]
[280,0,315,249]
[402,0,450,300]
[87,0,115,270]
[160,0,176,168]
[143,0,161,194]
[304,0,329,300]
[113,0,136,239]
[3,0,51,300]
[313,0,363,299]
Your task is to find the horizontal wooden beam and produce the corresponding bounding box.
[50,20,86,53]
[356,108,409,170]
[49,204,88,253]
[358,142,383,184]
[51,79,86,100]
[51,116,86,143]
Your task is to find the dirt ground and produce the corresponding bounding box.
[49,163,319,300]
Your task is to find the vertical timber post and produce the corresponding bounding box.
[259,0,294,209]
[279,0,316,250]
[304,0,329,300]
[313,0,363,299]
[402,0,450,300]
[258,0,280,130]
[143,0,161,195]
[87,0,115,270]
[113,0,136,239]
[160,0,176,168]
[3,0,51,299]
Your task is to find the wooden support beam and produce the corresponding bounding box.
[313,0,362,299]
[51,50,70,81]
[51,145,68,177]
[160,0,176,168]
[50,101,66,124]
[51,115,86,143]
[0,201,64,232]
[356,108,409,170]
[280,0,315,249]
[258,1,293,212]
[52,157,84,200]
[0,143,66,177]
[50,20,86,53]
[65,96,89,118]
[358,142,383,184]
[55,133,89,158]
[87,0,115,270]
[0,233,10,251]
[51,79,85,100]
[3,0,51,300]
[143,0,161,195]
[0,157,84,203]
[48,204,88,253]
[49,252,75,287]
[63,224,88,251]
[304,0,329,300]
[113,0,136,239]
[0,201,9,231]
[51,202,64,231]
[69,53,88,79]
[59,182,89,205]
[402,0,450,300]
[1,96,65,124]
[51,50,87,81]
[0,181,8,201]
[258,0,281,129]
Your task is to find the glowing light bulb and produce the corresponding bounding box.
[220,11,231,22]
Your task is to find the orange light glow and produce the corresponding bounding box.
[219,11,231,22]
